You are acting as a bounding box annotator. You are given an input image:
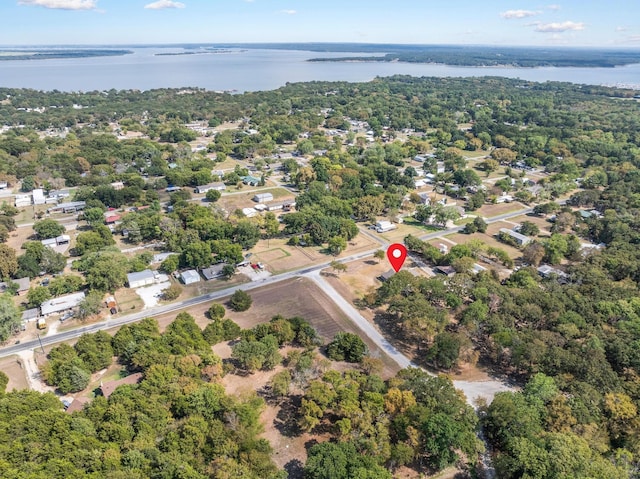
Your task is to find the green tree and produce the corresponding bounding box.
[208,303,225,320]
[33,219,66,240]
[327,332,367,363]
[77,291,103,320]
[27,286,51,308]
[160,254,179,273]
[373,249,386,263]
[229,289,252,312]
[0,244,18,279]
[327,236,347,256]
[428,332,461,369]
[205,189,221,202]
[0,294,20,341]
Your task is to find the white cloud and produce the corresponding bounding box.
[280,9,296,14]
[615,26,629,32]
[534,21,585,32]
[500,9,541,19]
[547,4,561,11]
[18,0,97,9]
[144,0,185,10]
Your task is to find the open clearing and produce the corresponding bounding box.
[0,355,28,391]
[476,202,527,219]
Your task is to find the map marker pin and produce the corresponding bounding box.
[387,243,408,273]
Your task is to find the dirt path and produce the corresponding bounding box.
[15,350,55,394]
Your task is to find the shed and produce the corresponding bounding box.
[127,269,156,288]
[378,269,396,282]
[499,228,531,246]
[180,270,201,285]
[253,193,274,203]
[21,308,39,322]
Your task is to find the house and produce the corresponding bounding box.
[537,265,568,282]
[104,214,121,224]
[110,181,124,191]
[201,264,226,280]
[180,270,201,285]
[41,235,70,249]
[65,396,91,414]
[417,192,431,205]
[48,201,86,214]
[194,182,226,194]
[253,193,274,203]
[40,292,85,316]
[165,186,181,193]
[48,189,70,201]
[496,194,514,204]
[0,277,30,295]
[127,269,157,288]
[32,189,45,205]
[375,220,397,233]
[242,175,261,186]
[254,204,268,212]
[14,194,31,208]
[499,228,531,246]
[266,200,296,212]
[100,372,143,399]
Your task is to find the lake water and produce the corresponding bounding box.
[0,47,639,92]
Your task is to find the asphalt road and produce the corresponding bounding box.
[1,203,536,359]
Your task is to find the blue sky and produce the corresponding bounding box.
[2,0,639,47]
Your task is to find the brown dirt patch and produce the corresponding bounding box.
[0,355,28,391]
[477,202,526,219]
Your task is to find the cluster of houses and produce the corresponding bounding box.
[14,188,71,208]
[126,264,228,289]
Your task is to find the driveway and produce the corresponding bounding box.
[135,276,171,309]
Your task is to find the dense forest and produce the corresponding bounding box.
[2,75,640,477]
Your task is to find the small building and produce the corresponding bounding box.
[242,207,257,218]
[127,270,156,288]
[110,181,124,191]
[201,264,226,281]
[194,182,226,194]
[104,214,121,224]
[378,269,396,282]
[42,235,70,248]
[254,204,268,212]
[253,193,274,203]
[498,228,532,246]
[14,194,31,208]
[375,220,397,233]
[180,269,201,285]
[266,200,296,212]
[435,265,456,277]
[21,308,39,322]
[165,186,181,193]
[32,189,45,205]
[41,292,85,316]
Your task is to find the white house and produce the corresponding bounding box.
[32,189,45,205]
[127,270,157,288]
[195,182,226,194]
[242,207,258,218]
[499,228,531,246]
[41,292,85,316]
[14,194,31,208]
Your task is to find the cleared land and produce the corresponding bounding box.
[0,355,28,391]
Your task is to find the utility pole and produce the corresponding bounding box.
[36,332,45,354]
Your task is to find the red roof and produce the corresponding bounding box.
[100,372,143,399]
[105,215,121,223]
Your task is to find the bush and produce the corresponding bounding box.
[208,303,225,320]
[327,332,367,363]
[229,289,252,312]
[162,284,182,301]
[203,318,242,344]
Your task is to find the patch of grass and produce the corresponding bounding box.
[402,218,442,232]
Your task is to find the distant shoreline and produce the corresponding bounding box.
[0,49,132,61]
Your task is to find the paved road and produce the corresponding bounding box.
[1,203,536,362]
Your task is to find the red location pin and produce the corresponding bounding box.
[387,243,408,273]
